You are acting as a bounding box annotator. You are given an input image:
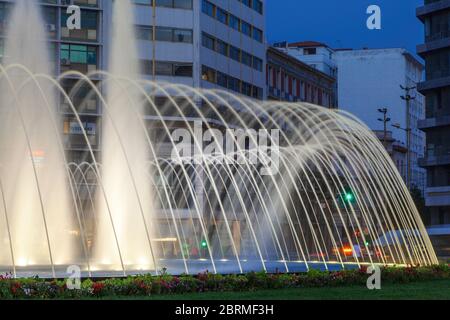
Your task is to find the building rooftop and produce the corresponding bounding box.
[267,46,335,82]
[288,41,329,48]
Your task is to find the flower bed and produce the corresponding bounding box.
[0,265,449,299]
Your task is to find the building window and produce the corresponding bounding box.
[202,0,215,18]
[61,10,98,42]
[228,76,241,93]
[0,2,10,35]
[216,39,229,56]
[242,51,252,67]
[229,14,240,31]
[252,0,263,14]
[202,32,215,50]
[156,61,175,76]
[253,56,263,72]
[202,65,216,82]
[217,8,228,25]
[304,48,317,55]
[60,44,97,73]
[155,27,173,42]
[173,28,192,43]
[141,60,193,77]
[202,65,263,99]
[154,0,193,9]
[217,71,228,88]
[230,46,240,62]
[241,21,252,37]
[253,27,263,43]
[136,25,152,41]
[173,63,193,77]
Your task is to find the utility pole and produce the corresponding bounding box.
[378,108,391,149]
[401,85,416,190]
[392,123,412,186]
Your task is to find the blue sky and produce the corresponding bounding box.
[267,0,424,56]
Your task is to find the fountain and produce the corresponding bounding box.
[0,0,438,278]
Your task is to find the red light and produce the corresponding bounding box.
[32,150,45,158]
[343,247,353,256]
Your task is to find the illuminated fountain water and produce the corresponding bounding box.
[0,0,79,276]
[92,0,157,273]
[0,0,439,278]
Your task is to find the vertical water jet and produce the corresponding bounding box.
[0,0,78,269]
[93,0,156,271]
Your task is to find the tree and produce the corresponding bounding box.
[410,185,427,224]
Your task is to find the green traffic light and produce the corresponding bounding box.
[345,193,354,201]
[201,240,208,248]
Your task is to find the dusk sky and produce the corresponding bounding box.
[267,0,424,58]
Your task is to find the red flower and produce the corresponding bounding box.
[92,282,105,295]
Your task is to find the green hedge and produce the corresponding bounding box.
[0,265,449,299]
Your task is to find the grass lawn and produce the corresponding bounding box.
[101,279,450,300]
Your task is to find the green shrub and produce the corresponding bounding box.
[0,265,448,299]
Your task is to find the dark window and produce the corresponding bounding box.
[229,15,240,31]
[173,63,193,77]
[202,33,215,50]
[155,27,173,42]
[230,46,241,62]
[217,8,228,25]
[202,0,215,18]
[242,51,252,67]
[155,61,173,76]
[304,48,317,55]
[217,72,228,88]
[216,39,229,56]
[241,21,252,37]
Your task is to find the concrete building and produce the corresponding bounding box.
[274,41,338,106]
[0,0,266,162]
[273,43,426,190]
[0,0,106,162]
[335,48,426,193]
[274,41,337,78]
[417,0,450,225]
[373,130,408,182]
[125,0,265,99]
[266,46,336,108]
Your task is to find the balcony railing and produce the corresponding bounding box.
[417,0,450,20]
[426,30,450,42]
[419,153,450,166]
[418,114,450,128]
[426,69,450,80]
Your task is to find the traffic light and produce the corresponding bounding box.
[201,240,208,249]
[342,187,356,204]
[338,187,356,208]
[344,192,354,202]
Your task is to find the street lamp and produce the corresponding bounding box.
[378,108,391,149]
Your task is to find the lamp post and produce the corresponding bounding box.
[400,85,417,190]
[393,123,412,189]
[378,108,391,149]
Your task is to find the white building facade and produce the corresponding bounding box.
[273,41,338,106]
[105,0,267,99]
[335,48,426,191]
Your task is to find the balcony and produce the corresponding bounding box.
[417,0,450,21]
[425,185,450,206]
[417,35,450,55]
[418,114,450,129]
[418,76,450,92]
[419,153,450,167]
